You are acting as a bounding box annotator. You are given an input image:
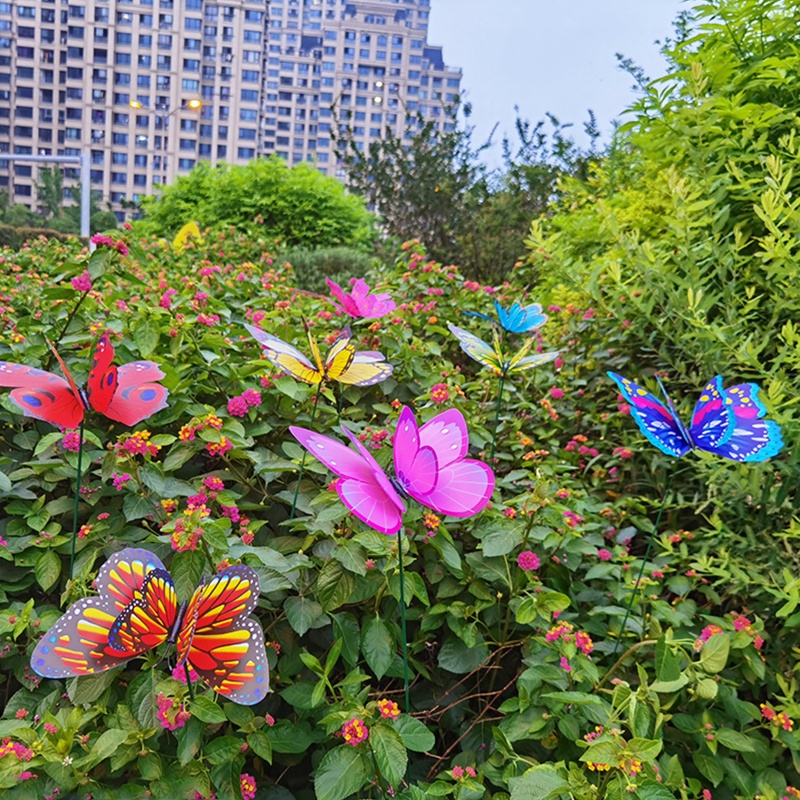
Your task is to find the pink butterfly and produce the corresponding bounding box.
[290,406,495,535]
[326,277,396,320]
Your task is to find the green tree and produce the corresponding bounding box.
[334,106,489,273]
[35,165,63,219]
[136,156,375,249]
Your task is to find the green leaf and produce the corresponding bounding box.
[316,561,354,612]
[171,549,208,606]
[210,753,245,800]
[285,596,324,637]
[693,753,724,786]
[370,723,408,786]
[134,318,160,357]
[361,616,394,679]
[314,745,371,800]
[700,634,730,674]
[176,716,205,766]
[509,765,570,800]
[438,637,489,674]
[190,695,226,724]
[655,635,681,682]
[123,494,156,522]
[715,728,756,752]
[627,737,662,762]
[79,728,130,770]
[481,524,523,557]
[68,669,120,705]
[580,741,618,765]
[127,669,160,728]
[332,612,360,667]
[248,730,273,764]
[393,715,435,752]
[34,549,60,592]
[536,591,570,615]
[205,735,243,765]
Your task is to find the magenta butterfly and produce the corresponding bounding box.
[0,334,169,428]
[291,406,495,535]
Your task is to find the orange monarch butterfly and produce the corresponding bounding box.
[31,549,269,706]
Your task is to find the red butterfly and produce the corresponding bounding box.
[0,334,169,428]
[31,549,269,705]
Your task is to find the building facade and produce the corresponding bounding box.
[0,0,460,221]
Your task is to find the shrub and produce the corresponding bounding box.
[282,246,378,293]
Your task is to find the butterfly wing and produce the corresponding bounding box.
[103,361,169,425]
[505,336,558,375]
[0,362,85,429]
[336,351,393,386]
[245,323,322,385]
[393,406,439,497]
[176,565,269,705]
[448,324,502,371]
[30,549,170,678]
[496,300,548,333]
[291,425,405,535]
[687,376,733,452]
[107,568,178,654]
[608,372,691,457]
[415,408,495,517]
[704,380,784,462]
[85,334,119,415]
[323,327,357,381]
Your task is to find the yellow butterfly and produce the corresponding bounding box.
[448,323,558,377]
[244,323,393,387]
[172,221,203,252]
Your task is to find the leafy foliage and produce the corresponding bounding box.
[135,157,375,249]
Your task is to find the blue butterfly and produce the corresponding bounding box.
[608,371,783,462]
[465,300,548,334]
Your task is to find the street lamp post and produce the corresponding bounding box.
[128,99,203,187]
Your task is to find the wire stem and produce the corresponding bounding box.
[613,473,674,654]
[68,420,86,581]
[289,386,322,520]
[185,663,195,700]
[397,529,411,713]
[489,372,506,462]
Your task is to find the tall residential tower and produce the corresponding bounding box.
[0,0,461,221]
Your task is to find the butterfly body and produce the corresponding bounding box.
[291,406,494,535]
[0,335,168,428]
[609,371,783,462]
[245,323,392,387]
[448,323,558,377]
[31,549,269,705]
[465,300,548,333]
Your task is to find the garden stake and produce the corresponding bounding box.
[185,664,195,700]
[397,529,411,713]
[489,373,506,462]
[289,387,322,520]
[68,420,86,581]
[613,473,674,656]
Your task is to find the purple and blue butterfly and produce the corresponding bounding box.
[608,372,783,462]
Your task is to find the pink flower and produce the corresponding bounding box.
[43,723,57,735]
[171,665,199,684]
[91,234,128,256]
[240,774,257,800]
[597,549,612,561]
[341,717,369,746]
[549,387,565,399]
[265,714,275,726]
[451,766,465,780]
[560,656,572,672]
[227,396,249,417]
[241,389,262,407]
[431,383,450,404]
[61,432,84,452]
[203,476,225,492]
[517,551,540,572]
[97,512,110,520]
[700,624,723,642]
[111,472,132,491]
[326,276,396,319]
[70,270,92,293]
[377,699,401,719]
[156,693,190,730]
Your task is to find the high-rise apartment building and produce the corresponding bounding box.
[0,0,460,222]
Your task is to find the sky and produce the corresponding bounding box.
[427,0,684,163]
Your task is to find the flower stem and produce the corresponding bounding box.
[68,420,86,581]
[289,386,322,520]
[397,529,411,713]
[489,372,506,462]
